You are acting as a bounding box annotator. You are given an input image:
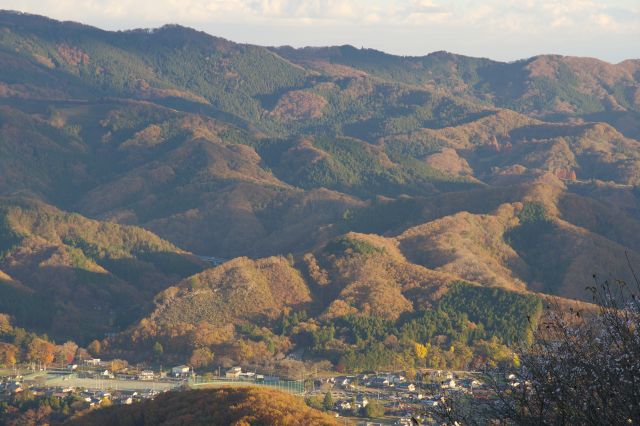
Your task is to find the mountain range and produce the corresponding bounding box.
[0,10,639,369]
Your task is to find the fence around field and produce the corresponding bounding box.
[189,376,305,394]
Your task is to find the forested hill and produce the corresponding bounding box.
[273,45,640,132]
[0,10,639,367]
[0,196,205,343]
[65,388,339,426]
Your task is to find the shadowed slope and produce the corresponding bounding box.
[66,388,338,426]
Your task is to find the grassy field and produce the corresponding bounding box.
[190,377,305,395]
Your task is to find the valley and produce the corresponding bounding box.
[0,9,638,425]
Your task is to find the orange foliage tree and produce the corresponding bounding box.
[27,338,55,366]
[54,341,79,365]
[0,342,18,366]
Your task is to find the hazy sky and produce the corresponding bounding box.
[2,0,638,63]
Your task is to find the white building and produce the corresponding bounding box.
[171,365,191,377]
[138,370,155,381]
[225,366,242,378]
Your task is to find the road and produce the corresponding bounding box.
[195,255,227,266]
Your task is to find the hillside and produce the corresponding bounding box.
[274,47,640,137]
[0,196,204,343]
[66,388,338,426]
[106,231,548,372]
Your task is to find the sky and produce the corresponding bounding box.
[1,0,638,63]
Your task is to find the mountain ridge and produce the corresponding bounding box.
[3,10,637,65]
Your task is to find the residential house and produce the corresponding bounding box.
[440,379,456,389]
[356,394,369,408]
[356,374,369,382]
[335,376,351,387]
[6,382,22,394]
[138,370,155,381]
[389,374,406,384]
[396,382,416,392]
[369,377,391,388]
[238,372,256,380]
[459,378,482,389]
[101,370,114,379]
[339,401,352,411]
[171,365,192,378]
[225,367,242,378]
